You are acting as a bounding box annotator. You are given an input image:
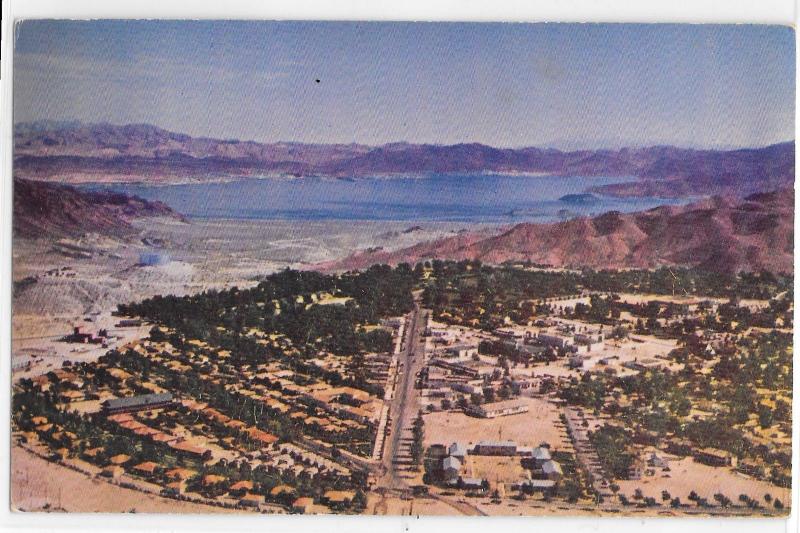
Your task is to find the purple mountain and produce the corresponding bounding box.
[13,122,794,198]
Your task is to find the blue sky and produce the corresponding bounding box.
[13,21,795,148]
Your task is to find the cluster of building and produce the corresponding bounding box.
[17,317,397,512]
[60,325,108,345]
[428,440,564,492]
[123,336,383,438]
[421,323,545,409]
[496,324,605,355]
[20,375,363,512]
[103,392,175,414]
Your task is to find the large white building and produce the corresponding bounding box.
[472,440,519,455]
[466,398,529,419]
[445,344,478,359]
[537,332,573,349]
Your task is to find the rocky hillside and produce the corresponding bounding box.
[13,122,370,182]
[320,190,794,275]
[13,178,186,239]
[14,122,794,198]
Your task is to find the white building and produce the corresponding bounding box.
[537,332,573,349]
[466,399,529,419]
[542,459,563,480]
[442,456,462,483]
[448,442,468,459]
[472,440,519,456]
[445,344,478,359]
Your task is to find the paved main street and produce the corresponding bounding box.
[371,300,486,516]
[377,300,427,491]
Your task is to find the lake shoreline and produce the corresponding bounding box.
[78,174,689,224]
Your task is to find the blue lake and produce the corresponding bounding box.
[87,174,690,223]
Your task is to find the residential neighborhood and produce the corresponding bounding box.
[12,263,792,515]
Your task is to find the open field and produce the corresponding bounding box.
[423,397,570,450]
[11,445,243,514]
[366,492,463,515]
[465,455,526,486]
[615,455,791,506]
[12,313,150,381]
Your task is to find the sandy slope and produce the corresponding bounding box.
[11,446,240,514]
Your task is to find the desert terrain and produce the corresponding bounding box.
[12,446,243,514]
[12,217,483,379]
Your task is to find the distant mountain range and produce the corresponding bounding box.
[13,178,185,239]
[318,190,794,275]
[14,122,795,198]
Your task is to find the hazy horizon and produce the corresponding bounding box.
[14,21,795,149]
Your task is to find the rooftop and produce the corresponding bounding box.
[109,454,131,465]
[542,459,563,475]
[479,399,528,411]
[531,446,552,460]
[448,442,468,456]
[324,490,355,502]
[443,456,462,470]
[103,392,173,411]
[475,440,517,448]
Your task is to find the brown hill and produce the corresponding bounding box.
[13,178,186,239]
[321,190,793,275]
[13,122,369,182]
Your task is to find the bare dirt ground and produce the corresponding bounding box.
[614,455,791,506]
[366,493,458,516]
[11,445,241,514]
[423,397,570,450]
[465,455,526,485]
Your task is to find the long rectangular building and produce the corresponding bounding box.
[465,398,529,419]
[472,440,518,455]
[102,392,174,415]
[430,359,480,378]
